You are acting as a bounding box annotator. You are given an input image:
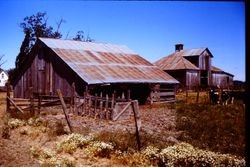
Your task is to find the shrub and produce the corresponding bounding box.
[158,142,245,167]
[56,133,93,154]
[7,118,26,129]
[27,117,43,127]
[85,141,114,158]
[30,146,75,167]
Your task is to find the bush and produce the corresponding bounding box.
[56,133,93,154]
[30,146,75,167]
[7,118,26,129]
[158,142,245,167]
[85,141,114,158]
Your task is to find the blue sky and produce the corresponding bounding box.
[0,1,245,81]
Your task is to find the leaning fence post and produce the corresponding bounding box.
[6,82,10,112]
[131,100,141,151]
[57,89,73,133]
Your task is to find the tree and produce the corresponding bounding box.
[73,30,94,42]
[11,12,64,84]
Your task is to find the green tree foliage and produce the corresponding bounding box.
[16,12,62,63]
[11,12,63,83]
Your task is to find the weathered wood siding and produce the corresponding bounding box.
[186,70,199,89]
[211,73,233,88]
[13,45,86,98]
[199,50,212,85]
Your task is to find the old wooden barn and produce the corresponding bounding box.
[154,44,233,90]
[12,38,179,104]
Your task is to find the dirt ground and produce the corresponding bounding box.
[0,92,179,167]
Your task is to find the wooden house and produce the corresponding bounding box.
[154,44,233,90]
[12,38,179,104]
[0,69,8,87]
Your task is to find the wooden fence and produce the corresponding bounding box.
[6,85,139,122]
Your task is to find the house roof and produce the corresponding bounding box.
[180,48,213,57]
[211,66,234,76]
[154,51,199,70]
[154,47,214,71]
[39,38,179,85]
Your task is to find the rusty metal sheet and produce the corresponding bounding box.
[154,52,199,70]
[39,38,178,85]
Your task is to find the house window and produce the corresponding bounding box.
[1,73,4,79]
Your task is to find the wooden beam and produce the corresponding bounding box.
[7,96,24,113]
[113,102,131,121]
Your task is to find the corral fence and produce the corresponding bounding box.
[6,85,140,122]
[6,83,142,150]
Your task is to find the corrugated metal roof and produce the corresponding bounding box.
[39,38,178,84]
[154,52,199,70]
[180,48,207,57]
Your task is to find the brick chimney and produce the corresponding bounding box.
[175,44,183,52]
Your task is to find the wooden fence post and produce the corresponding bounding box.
[57,89,73,133]
[131,100,141,151]
[99,92,103,118]
[94,93,98,118]
[196,86,200,103]
[105,94,109,119]
[6,82,10,112]
[127,89,131,101]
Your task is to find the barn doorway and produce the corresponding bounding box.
[200,70,208,86]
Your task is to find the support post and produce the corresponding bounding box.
[105,94,109,119]
[127,89,131,101]
[57,89,73,133]
[131,100,141,151]
[99,92,103,118]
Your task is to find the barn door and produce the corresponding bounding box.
[37,55,46,94]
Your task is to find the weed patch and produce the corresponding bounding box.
[176,102,245,157]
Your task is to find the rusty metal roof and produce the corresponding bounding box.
[39,38,178,84]
[154,52,199,70]
[154,47,214,71]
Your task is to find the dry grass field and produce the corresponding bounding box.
[0,91,245,166]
